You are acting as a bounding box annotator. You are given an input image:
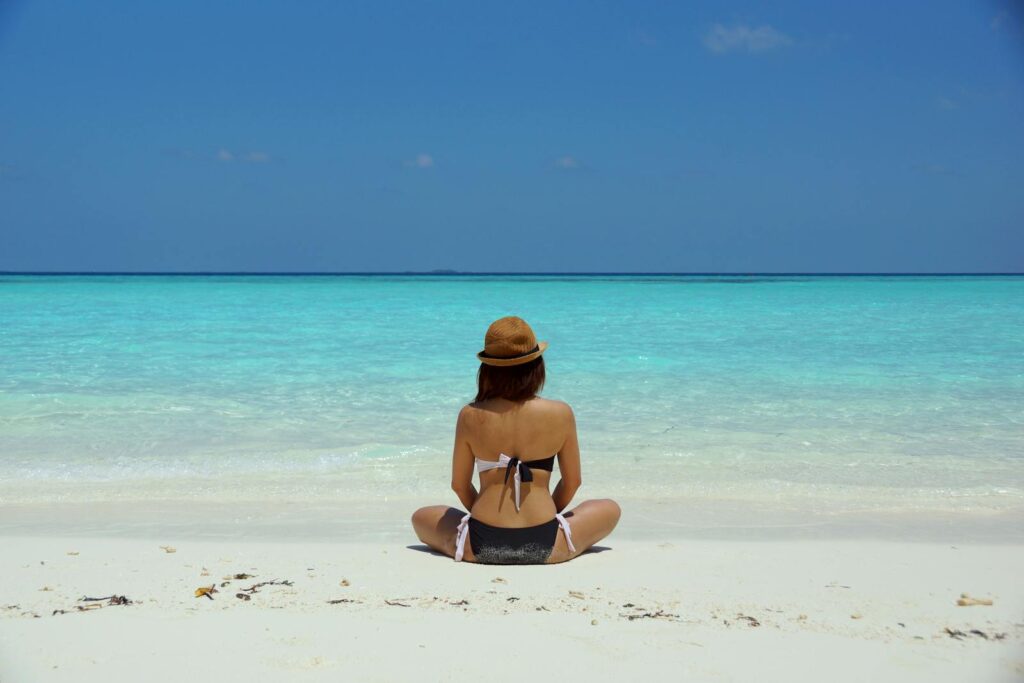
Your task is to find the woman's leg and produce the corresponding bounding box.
[410,505,473,560]
[547,498,621,563]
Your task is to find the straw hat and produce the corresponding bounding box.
[477,316,548,367]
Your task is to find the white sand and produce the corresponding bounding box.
[1,533,1022,682]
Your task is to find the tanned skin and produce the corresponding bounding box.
[411,396,620,563]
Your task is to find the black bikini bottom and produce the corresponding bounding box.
[468,517,559,565]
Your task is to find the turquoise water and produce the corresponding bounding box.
[1,275,1022,513]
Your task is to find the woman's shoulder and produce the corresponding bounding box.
[518,397,575,427]
[460,397,573,418]
[528,397,574,417]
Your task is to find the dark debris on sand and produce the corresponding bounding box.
[80,595,132,606]
[622,610,679,621]
[619,604,679,622]
[238,579,293,595]
[945,627,1007,641]
[53,595,133,616]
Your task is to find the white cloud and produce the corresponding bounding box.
[216,149,270,163]
[703,23,792,54]
[991,11,1008,31]
[937,97,958,110]
[554,155,579,169]
[407,153,434,168]
[242,151,270,163]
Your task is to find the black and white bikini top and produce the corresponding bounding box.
[475,453,556,511]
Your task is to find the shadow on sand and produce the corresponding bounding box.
[405,544,612,559]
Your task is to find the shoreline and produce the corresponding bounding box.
[3,497,1023,544]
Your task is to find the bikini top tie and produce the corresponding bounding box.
[475,453,556,512]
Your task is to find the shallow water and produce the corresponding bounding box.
[1,274,1022,515]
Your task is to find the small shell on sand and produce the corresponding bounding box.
[956,593,993,607]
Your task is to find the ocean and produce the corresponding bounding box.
[1,274,1022,518]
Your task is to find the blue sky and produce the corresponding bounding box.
[1,1,1022,272]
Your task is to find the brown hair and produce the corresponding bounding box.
[474,356,546,403]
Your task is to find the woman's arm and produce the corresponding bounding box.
[553,404,582,513]
[450,406,478,511]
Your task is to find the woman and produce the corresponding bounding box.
[411,316,621,563]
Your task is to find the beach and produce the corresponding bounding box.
[2,495,1023,681]
[2,526,1022,682]
[2,274,1023,680]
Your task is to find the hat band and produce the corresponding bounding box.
[478,344,540,361]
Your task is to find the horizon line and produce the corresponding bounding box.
[1,271,1022,277]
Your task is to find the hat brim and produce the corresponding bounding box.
[477,341,548,367]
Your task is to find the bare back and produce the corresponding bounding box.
[455,397,580,528]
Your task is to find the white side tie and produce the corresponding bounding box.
[453,512,471,562]
[556,513,577,554]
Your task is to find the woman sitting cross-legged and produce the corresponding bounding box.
[411,316,621,564]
